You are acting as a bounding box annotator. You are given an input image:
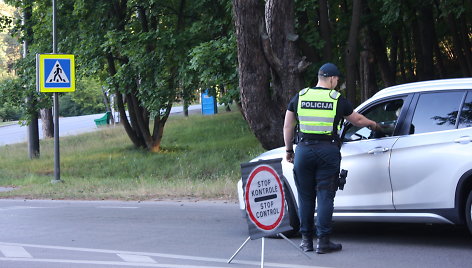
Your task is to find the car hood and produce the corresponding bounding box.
[250,147,287,162]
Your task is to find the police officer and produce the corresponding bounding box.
[283,63,380,253]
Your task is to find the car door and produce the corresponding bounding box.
[389,90,472,209]
[335,97,408,210]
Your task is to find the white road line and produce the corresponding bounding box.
[117,254,156,263]
[0,242,326,268]
[0,206,51,211]
[0,257,230,267]
[0,245,32,258]
[97,206,139,209]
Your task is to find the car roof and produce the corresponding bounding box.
[373,78,472,99]
[356,78,472,109]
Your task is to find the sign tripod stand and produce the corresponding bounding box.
[227,233,311,268]
[229,159,311,267]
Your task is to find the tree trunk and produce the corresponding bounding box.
[398,31,407,83]
[27,103,40,158]
[23,2,40,158]
[344,0,362,105]
[359,27,378,101]
[40,108,54,138]
[128,91,152,148]
[416,6,435,80]
[318,0,332,61]
[458,16,472,76]
[405,25,416,81]
[233,0,309,150]
[368,26,395,87]
[390,30,399,82]
[297,38,320,64]
[101,87,115,124]
[233,0,280,150]
[297,10,320,63]
[184,100,189,116]
[106,2,146,149]
[447,14,472,77]
[220,85,231,112]
[106,54,145,149]
[432,26,446,78]
[264,0,308,113]
[103,1,178,152]
[150,117,165,152]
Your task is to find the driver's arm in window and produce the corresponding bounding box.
[345,111,379,130]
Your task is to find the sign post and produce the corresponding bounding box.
[34,0,76,183]
[36,53,75,183]
[228,159,310,267]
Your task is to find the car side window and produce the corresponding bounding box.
[343,99,404,141]
[458,91,472,129]
[409,91,464,134]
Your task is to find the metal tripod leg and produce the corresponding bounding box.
[278,233,311,259]
[228,233,311,266]
[227,236,251,264]
[260,237,265,268]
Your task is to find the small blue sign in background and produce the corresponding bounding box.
[44,58,71,88]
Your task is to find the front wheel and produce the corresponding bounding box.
[466,191,472,234]
[266,181,300,238]
[279,181,300,238]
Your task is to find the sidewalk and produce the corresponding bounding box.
[0,104,203,146]
[0,121,17,128]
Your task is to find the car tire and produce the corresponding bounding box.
[281,182,300,237]
[270,181,300,238]
[466,191,472,235]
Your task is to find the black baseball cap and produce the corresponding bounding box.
[318,63,342,77]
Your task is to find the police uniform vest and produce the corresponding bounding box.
[297,88,340,135]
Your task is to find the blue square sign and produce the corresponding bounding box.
[37,54,75,92]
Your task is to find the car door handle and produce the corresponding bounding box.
[454,136,472,144]
[367,147,390,154]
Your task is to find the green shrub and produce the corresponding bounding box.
[0,103,22,121]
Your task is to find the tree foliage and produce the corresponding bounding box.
[1,0,470,151]
[59,79,106,117]
[2,0,237,151]
[233,0,472,149]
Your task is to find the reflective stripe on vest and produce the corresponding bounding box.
[297,88,339,135]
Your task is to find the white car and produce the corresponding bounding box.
[238,78,472,235]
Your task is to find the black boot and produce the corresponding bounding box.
[299,235,314,252]
[316,236,342,254]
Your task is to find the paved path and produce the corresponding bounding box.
[1,199,472,268]
[0,105,201,146]
[0,200,314,268]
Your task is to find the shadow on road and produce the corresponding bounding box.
[333,221,472,249]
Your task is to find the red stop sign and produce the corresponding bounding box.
[245,165,285,231]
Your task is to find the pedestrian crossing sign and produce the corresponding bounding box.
[36,54,76,92]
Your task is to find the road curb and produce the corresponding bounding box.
[0,122,17,128]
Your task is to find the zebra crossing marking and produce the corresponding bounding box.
[117,254,157,263]
[0,245,32,258]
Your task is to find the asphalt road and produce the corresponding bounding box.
[0,200,471,268]
[0,105,201,146]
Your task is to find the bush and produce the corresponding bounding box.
[59,78,106,117]
[0,103,22,121]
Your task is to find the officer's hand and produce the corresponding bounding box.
[286,151,294,163]
[370,122,383,132]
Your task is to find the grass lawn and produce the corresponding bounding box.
[0,110,265,201]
